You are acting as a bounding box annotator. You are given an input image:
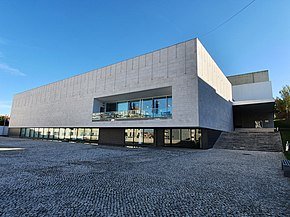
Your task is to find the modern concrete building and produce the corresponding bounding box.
[8,38,274,148]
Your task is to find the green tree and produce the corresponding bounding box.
[275,85,290,119]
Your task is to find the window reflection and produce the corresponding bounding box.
[77,128,84,140]
[20,128,26,137]
[48,128,54,139]
[34,128,39,138]
[95,95,172,121]
[71,128,77,140]
[59,128,65,140]
[54,128,59,140]
[91,128,99,141]
[65,128,71,139]
[143,129,154,144]
[43,128,48,139]
[84,128,91,141]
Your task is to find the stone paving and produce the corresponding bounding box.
[0,137,289,216]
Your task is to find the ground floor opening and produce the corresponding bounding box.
[12,127,221,149]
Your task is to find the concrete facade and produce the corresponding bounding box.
[9,38,275,147]
[228,71,274,129]
[10,38,232,132]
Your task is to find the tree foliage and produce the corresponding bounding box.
[275,85,290,119]
[0,116,9,126]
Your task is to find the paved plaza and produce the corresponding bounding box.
[0,137,289,216]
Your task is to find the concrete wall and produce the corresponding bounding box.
[99,128,125,145]
[232,81,273,101]
[10,39,199,129]
[198,79,233,132]
[196,39,232,101]
[227,70,269,86]
[8,128,20,137]
[196,39,233,132]
[201,129,222,149]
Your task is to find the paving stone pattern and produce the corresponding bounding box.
[0,137,289,216]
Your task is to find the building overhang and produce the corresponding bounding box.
[233,100,274,113]
[232,99,275,106]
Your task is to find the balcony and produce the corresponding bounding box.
[92,109,172,121]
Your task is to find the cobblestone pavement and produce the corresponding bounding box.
[0,137,289,216]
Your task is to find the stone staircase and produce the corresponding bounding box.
[214,131,283,152]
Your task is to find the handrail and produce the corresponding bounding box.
[92,109,172,121]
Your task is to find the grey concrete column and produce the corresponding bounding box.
[8,128,21,137]
[99,128,125,146]
[154,129,164,147]
[201,129,221,149]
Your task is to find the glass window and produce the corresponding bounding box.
[91,128,99,141]
[129,100,141,111]
[84,128,91,141]
[143,129,154,144]
[196,129,202,148]
[59,128,65,140]
[20,128,26,137]
[164,129,171,144]
[65,128,71,140]
[43,128,48,139]
[171,129,181,144]
[28,128,34,137]
[133,129,143,144]
[117,102,128,112]
[125,129,134,143]
[54,128,59,140]
[25,128,30,137]
[77,128,84,140]
[48,128,54,139]
[142,99,153,118]
[71,128,77,140]
[38,128,43,138]
[167,96,172,114]
[106,103,117,112]
[181,129,192,141]
[34,128,39,138]
[153,97,167,117]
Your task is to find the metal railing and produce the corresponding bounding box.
[92,109,172,121]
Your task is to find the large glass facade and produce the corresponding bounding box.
[125,129,154,145]
[92,96,172,121]
[19,127,100,143]
[19,127,201,148]
[164,129,202,148]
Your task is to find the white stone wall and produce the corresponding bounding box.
[196,39,232,101]
[232,81,273,101]
[10,39,200,128]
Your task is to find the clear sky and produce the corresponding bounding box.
[0,0,289,115]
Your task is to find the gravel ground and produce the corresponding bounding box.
[0,137,289,216]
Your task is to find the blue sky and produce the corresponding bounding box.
[0,0,289,115]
